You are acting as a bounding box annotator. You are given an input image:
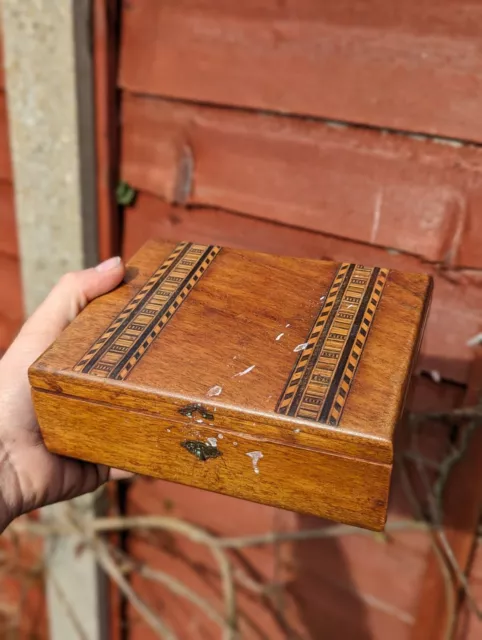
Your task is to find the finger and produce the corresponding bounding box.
[27,256,124,334]
[109,468,136,481]
[0,257,125,389]
[12,257,125,359]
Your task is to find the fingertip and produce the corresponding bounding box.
[95,256,122,273]
[84,257,125,301]
[109,468,135,482]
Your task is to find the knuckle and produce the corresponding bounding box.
[58,271,79,290]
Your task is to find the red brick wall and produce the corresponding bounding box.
[118,2,482,638]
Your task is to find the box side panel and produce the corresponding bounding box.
[33,389,391,531]
[340,270,433,441]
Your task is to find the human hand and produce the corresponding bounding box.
[0,257,132,532]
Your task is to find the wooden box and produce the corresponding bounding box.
[29,241,432,531]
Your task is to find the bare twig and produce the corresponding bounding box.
[118,550,226,629]
[408,406,482,424]
[399,463,456,640]
[94,536,177,640]
[86,516,427,547]
[433,421,478,519]
[94,516,238,639]
[408,421,482,620]
[212,519,428,548]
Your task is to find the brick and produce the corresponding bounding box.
[120,0,482,142]
[0,180,18,257]
[121,93,482,266]
[123,193,482,383]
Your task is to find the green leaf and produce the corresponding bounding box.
[116,181,137,206]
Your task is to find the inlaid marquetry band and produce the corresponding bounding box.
[74,242,221,380]
[276,263,389,426]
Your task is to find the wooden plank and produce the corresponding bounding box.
[0,26,5,89]
[122,192,482,385]
[0,91,12,181]
[0,252,23,323]
[412,350,482,640]
[0,522,48,638]
[456,543,482,639]
[93,0,120,261]
[0,180,17,257]
[120,92,482,268]
[119,0,482,143]
[0,252,23,350]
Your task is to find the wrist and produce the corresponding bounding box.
[0,447,23,532]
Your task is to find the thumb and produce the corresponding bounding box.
[16,256,125,359]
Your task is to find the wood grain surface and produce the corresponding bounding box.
[119,0,482,142]
[29,240,432,530]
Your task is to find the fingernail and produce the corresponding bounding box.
[95,256,121,272]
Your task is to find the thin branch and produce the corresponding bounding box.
[93,536,177,640]
[408,424,482,620]
[212,519,428,549]
[94,516,238,639]
[8,515,428,547]
[118,550,227,630]
[399,463,456,640]
[433,421,478,520]
[84,516,426,547]
[408,406,482,424]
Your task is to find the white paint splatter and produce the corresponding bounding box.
[246,451,263,474]
[467,333,482,347]
[195,418,204,424]
[217,434,224,439]
[207,385,223,397]
[234,365,256,377]
[233,441,238,447]
[293,428,300,434]
[166,428,171,433]
[285,323,290,328]
[347,304,354,309]
[276,333,284,341]
[206,437,217,447]
[320,296,326,303]
[293,343,308,353]
[430,370,442,384]
[371,190,383,243]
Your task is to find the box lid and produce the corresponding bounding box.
[29,240,432,465]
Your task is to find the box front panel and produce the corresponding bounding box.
[33,390,391,531]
